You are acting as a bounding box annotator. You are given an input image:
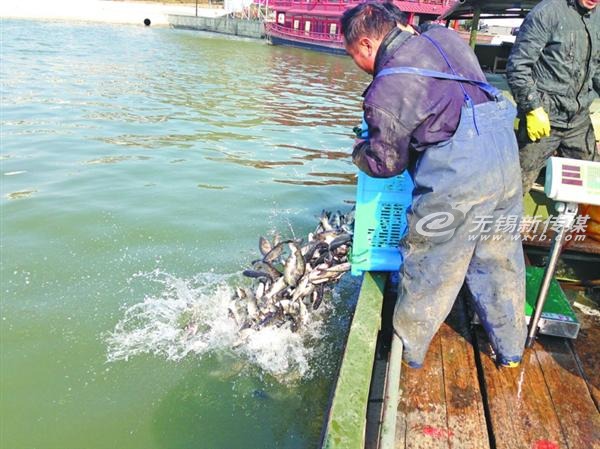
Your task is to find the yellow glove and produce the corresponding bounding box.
[526,107,551,141]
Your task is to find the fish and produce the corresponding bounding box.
[229,208,355,333]
[257,311,279,327]
[298,300,309,325]
[242,269,273,282]
[235,287,247,299]
[302,241,329,262]
[247,303,259,321]
[311,230,340,243]
[283,242,305,287]
[265,276,288,300]
[291,275,314,302]
[321,262,351,273]
[278,299,293,315]
[312,284,325,310]
[329,234,352,251]
[252,260,283,280]
[255,281,266,300]
[331,211,342,229]
[259,236,272,256]
[319,210,333,231]
[313,251,333,267]
[263,241,288,263]
[228,307,241,326]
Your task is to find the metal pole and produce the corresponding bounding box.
[196,0,198,17]
[469,5,481,49]
[525,202,578,348]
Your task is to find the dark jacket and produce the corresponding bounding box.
[507,0,600,128]
[353,27,489,178]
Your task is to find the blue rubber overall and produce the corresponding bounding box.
[377,42,527,367]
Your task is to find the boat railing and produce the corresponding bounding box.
[268,1,354,13]
[266,0,452,9]
[268,0,356,7]
[266,22,342,44]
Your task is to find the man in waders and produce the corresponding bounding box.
[342,3,526,368]
[507,0,599,194]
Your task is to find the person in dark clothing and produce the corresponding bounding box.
[507,0,599,194]
[342,2,527,368]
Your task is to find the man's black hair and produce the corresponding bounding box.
[341,2,397,48]
[381,2,409,26]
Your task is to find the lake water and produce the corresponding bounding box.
[0,19,369,449]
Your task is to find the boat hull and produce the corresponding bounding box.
[268,34,347,55]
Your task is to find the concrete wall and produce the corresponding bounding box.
[168,14,265,39]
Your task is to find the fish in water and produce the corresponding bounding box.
[232,209,355,334]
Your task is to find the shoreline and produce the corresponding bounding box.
[0,0,226,27]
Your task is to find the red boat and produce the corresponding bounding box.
[262,0,456,55]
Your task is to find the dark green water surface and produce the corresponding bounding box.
[0,19,370,449]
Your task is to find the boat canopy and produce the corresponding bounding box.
[442,0,540,20]
[441,0,541,47]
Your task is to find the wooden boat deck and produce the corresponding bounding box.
[367,292,600,449]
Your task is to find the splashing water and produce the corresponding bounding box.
[106,269,330,380]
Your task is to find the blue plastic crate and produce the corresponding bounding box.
[351,170,414,276]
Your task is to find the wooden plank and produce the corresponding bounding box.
[534,336,600,449]
[396,299,489,449]
[399,331,450,449]
[571,306,600,410]
[476,331,569,449]
[322,272,387,449]
[439,301,490,449]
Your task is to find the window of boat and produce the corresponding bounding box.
[293,19,300,30]
[278,13,285,24]
[304,20,311,33]
[329,23,337,35]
